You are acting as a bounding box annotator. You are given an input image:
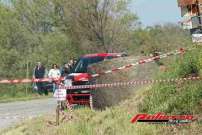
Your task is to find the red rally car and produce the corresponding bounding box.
[64,53,127,109]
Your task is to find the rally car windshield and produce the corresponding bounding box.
[70,57,104,73]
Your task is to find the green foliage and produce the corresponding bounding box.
[130,24,192,55]
[177,52,199,77]
[139,81,202,114]
[0,0,137,98]
[29,33,79,67]
[197,48,202,76]
[0,0,198,102]
[157,49,202,79]
[139,49,202,114]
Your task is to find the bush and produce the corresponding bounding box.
[157,49,201,79]
[197,48,202,76]
[177,51,199,77]
[139,48,202,114]
[139,81,202,114]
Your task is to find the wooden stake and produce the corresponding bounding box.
[56,101,60,126]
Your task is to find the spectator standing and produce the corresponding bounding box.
[61,63,71,77]
[68,58,76,72]
[33,62,46,95]
[69,59,73,69]
[48,64,61,93]
[73,58,77,65]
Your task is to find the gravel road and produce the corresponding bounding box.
[0,98,56,129]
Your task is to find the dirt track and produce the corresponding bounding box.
[0,98,56,129]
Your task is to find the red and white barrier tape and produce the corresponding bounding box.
[0,77,65,84]
[61,76,201,90]
[91,48,186,77]
[0,48,190,84]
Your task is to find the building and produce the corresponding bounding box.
[178,0,202,42]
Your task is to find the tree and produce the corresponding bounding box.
[131,24,192,55]
[52,0,138,52]
[0,4,29,78]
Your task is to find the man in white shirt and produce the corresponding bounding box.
[48,64,61,92]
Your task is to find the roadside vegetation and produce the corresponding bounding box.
[0,0,137,99]
[139,48,202,115]
[0,0,201,134]
[2,84,201,135]
[2,47,202,135]
[0,0,191,100]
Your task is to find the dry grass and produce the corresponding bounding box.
[1,86,201,135]
[1,55,202,135]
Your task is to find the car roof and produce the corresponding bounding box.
[82,53,121,58]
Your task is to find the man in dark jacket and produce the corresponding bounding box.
[61,63,71,77]
[33,62,47,95]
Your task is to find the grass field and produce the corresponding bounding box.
[0,93,52,103]
[1,85,201,135]
[0,83,53,103]
[1,48,202,135]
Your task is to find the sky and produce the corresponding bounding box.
[129,0,181,26]
[1,0,181,26]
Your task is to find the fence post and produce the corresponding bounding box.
[56,101,60,126]
[26,60,29,96]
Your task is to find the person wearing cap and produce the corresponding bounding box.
[33,62,46,95]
